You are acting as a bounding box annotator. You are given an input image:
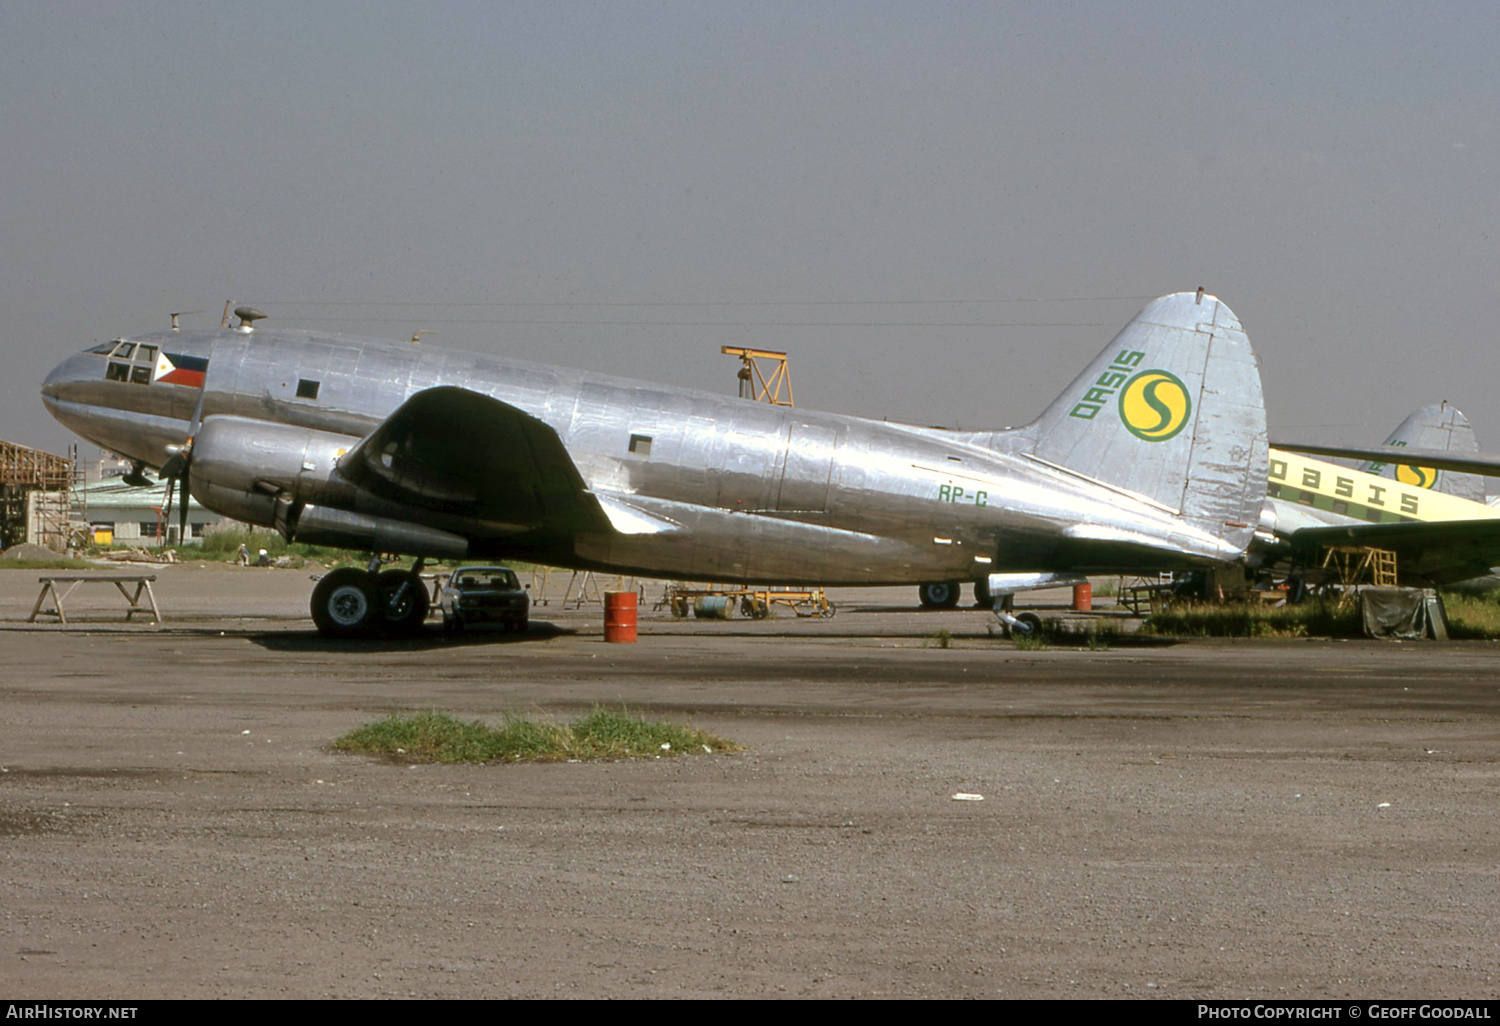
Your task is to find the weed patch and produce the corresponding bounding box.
[1439,591,1500,640]
[1143,600,1361,638]
[0,558,97,571]
[333,708,742,764]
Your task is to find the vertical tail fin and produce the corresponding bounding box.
[1022,291,1268,555]
[1365,402,1484,502]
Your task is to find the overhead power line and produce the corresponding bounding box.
[277,317,1111,328]
[262,294,1154,309]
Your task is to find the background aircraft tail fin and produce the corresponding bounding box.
[1365,402,1484,502]
[1022,290,1268,555]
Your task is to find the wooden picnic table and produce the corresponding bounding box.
[29,575,163,625]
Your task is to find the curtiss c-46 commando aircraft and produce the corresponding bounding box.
[42,290,1270,637]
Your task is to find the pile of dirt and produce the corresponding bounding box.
[0,542,61,562]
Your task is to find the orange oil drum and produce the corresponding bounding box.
[1072,582,1092,611]
[604,591,638,643]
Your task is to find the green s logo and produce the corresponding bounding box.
[1119,370,1191,442]
[1395,464,1437,489]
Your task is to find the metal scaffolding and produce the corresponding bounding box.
[1320,544,1399,597]
[0,440,76,551]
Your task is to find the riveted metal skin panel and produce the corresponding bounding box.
[41,293,1270,586]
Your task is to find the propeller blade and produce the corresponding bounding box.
[121,463,155,488]
[159,452,187,480]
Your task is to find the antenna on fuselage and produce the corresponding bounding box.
[169,311,202,332]
[410,330,434,345]
[233,307,267,332]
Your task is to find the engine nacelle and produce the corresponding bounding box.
[290,504,469,559]
[189,416,358,527]
[188,416,473,558]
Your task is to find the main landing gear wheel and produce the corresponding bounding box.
[918,581,962,609]
[311,568,377,638]
[374,569,429,634]
[972,576,993,608]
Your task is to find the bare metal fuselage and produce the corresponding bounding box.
[42,296,1261,586]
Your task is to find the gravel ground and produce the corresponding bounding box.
[0,565,1497,998]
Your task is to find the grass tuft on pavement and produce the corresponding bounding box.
[1141,600,1363,638]
[334,708,742,764]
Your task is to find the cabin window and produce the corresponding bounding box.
[628,434,653,456]
[130,366,151,385]
[297,379,321,400]
[1296,490,1315,506]
[106,362,131,382]
[1331,500,1350,516]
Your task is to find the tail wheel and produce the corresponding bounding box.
[918,581,961,609]
[374,569,430,634]
[1012,612,1044,637]
[312,569,376,638]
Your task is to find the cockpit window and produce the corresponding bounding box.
[102,339,170,386]
[88,342,115,354]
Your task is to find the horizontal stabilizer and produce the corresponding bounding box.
[985,571,1086,596]
[1274,442,1500,480]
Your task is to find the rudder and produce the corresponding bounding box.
[1023,291,1268,556]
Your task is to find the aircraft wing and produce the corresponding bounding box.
[1287,519,1500,585]
[1274,441,1500,479]
[338,386,615,536]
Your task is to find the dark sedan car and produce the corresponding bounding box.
[440,566,529,633]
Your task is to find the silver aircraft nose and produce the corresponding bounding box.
[40,350,99,407]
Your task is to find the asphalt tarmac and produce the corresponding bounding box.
[1,564,1497,998]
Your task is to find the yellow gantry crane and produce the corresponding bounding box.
[658,345,833,620]
[721,346,794,407]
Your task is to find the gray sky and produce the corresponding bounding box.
[4,1,1498,456]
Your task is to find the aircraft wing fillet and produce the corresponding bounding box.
[339,386,611,535]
